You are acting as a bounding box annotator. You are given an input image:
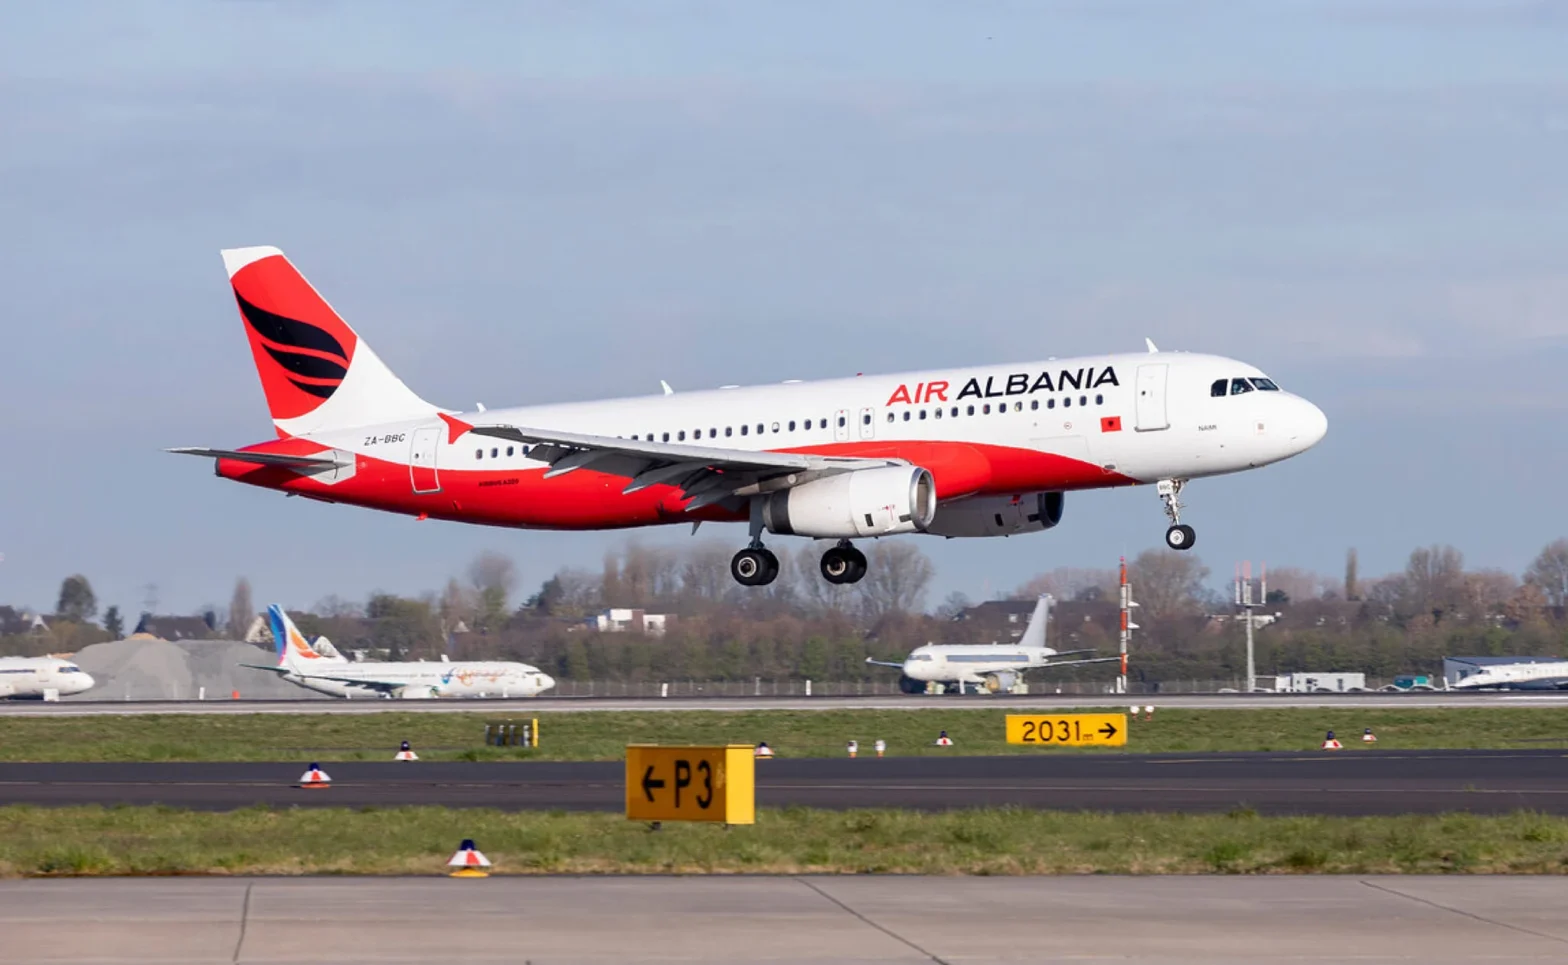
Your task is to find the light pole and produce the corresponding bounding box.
[1234,562,1266,693]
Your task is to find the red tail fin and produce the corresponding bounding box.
[222,247,434,435]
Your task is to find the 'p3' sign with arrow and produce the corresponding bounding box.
[625,745,755,825]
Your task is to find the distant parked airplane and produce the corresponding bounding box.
[1449,660,1568,691]
[245,606,554,699]
[0,656,95,700]
[867,595,1119,694]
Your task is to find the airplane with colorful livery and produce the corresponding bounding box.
[173,247,1327,587]
[244,605,554,700]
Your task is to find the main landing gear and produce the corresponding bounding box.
[1159,478,1197,551]
[732,499,782,587]
[730,545,780,587]
[820,541,867,585]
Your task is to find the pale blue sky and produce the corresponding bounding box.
[2,1,1565,616]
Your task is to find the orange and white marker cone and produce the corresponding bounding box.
[754,742,774,759]
[296,762,332,788]
[846,740,858,758]
[1321,730,1343,750]
[1361,728,1378,744]
[935,730,954,747]
[395,741,419,762]
[1143,705,1154,722]
[447,838,492,878]
[874,740,886,758]
[1128,706,1140,722]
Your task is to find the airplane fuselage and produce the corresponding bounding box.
[215,351,1326,532]
[283,661,555,700]
[0,657,96,700]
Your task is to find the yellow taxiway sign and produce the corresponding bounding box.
[1006,713,1128,747]
[625,744,755,825]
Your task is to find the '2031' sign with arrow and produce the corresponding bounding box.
[1006,713,1128,747]
[625,745,755,825]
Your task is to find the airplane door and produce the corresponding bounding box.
[834,408,851,442]
[858,407,876,440]
[409,427,441,493]
[1135,364,1170,431]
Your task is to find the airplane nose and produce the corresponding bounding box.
[75,674,95,693]
[537,674,555,691]
[1292,398,1328,450]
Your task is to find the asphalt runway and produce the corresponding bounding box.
[8,690,1568,716]
[6,876,1568,964]
[5,749,1567,815]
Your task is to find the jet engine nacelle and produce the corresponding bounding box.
[983,672,1018,693]
[762,466,937,539]
[923,492,1064,538]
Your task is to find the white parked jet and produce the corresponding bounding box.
[0,656,96,700]
[868,595,1118,694]
[1450,661,1568,692]
[246,605,555,699]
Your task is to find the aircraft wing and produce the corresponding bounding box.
[167,447,349,470]
[238,663,411,694]
[864,658,906,669]
[1034,656,1124,670]
[462,419,906,510]
[288,672,411,693]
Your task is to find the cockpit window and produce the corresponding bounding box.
[909,653,933,662]
[59,666,83,673]
[1230,378,1254,395]
[1211,379,1227,397]
[1250,378,1279,391]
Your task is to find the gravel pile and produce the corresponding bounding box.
[66,637,326,701]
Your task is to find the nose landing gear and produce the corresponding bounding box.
[1158,478,1196,551]
[820,541,867,585]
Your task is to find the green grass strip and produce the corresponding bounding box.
[5,806,1568,876]
[2,707,1567,762]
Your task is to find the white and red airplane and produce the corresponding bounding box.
[173,247,1327,587]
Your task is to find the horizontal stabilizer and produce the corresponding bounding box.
[166,447,347,470]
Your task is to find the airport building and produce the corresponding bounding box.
[1262,672,1366,693]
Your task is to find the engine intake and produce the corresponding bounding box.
[923,492,1065,538]
[762,466,936,539]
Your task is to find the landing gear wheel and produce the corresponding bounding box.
[821,543,869,585]
[1165,524,1197,551]
[731,548,780,586]
[844,547,867,584]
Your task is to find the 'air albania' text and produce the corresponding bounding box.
[885,367,1121,406]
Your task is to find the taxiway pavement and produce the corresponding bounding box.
[5,749,1566,815]
[4,876,1566,964]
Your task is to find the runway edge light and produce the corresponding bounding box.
[447,839,492,878]
[296,763,331,789]
[395,741,418,761]
[1321,731,1343,750]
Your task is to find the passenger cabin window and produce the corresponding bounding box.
[1231,378,1254,395]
